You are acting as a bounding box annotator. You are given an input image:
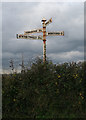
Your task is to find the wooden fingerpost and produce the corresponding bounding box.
[42,18,46,63]
[17,17,64,64]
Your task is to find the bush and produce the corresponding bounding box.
[2,58,86,119]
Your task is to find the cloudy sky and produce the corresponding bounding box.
[2,2,84,72]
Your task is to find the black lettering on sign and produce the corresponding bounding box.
[39,29,42,32]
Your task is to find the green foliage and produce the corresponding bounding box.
[2,58,86,119]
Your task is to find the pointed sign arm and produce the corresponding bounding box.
[46,31,64,36]
[45,18,52,26]
[16,34,43,40]
[24,28,43,35]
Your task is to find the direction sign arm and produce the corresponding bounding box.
[24,28,43,35]
[46,31,64,36]
[45,18,52,26]
[16,34,43,40]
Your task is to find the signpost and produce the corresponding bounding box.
[16,18,64,63]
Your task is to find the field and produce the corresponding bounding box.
[2,58,86,119]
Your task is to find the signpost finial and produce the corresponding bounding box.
[42,17,46,22]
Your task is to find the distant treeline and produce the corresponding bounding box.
[2,58,86,119]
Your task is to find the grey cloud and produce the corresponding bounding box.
[2,2,84,69]
[48,51,84,63]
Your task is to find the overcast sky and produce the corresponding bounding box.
[2,2,84,72]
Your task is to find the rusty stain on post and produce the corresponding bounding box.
[42,18,46,63]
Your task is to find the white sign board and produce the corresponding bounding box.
[46,31,64,36]
[24,28,43,35]
[17,34,43,40]
[45,18,52,26]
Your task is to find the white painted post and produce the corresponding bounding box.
[42,18,46,63]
